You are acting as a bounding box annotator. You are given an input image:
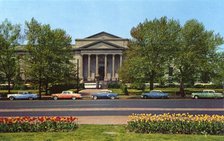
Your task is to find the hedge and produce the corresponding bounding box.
[127,113,224,135]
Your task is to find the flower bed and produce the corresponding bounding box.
[127,113,224,135]
[0,116,78,132]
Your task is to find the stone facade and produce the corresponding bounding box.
[73,32,128,82]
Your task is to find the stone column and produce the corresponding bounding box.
[120,55,123,67]
[104,55,107,81]
[79,55,83,80]
[112,54,115,81]
[87,54,91,81]
[96,55,99,76]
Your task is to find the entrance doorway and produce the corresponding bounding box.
[98,66,104,80]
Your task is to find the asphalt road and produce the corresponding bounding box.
[0,99,223,116]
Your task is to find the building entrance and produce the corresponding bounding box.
[98,66,105,81]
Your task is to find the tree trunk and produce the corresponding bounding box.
[179,67,185,97]
[7,77,11,94]
[45,82,48,95]
[179,79,185,97]
[149,71,155,91]
[38,79,42,99]
[38,71,42,99]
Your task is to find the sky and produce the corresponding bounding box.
[0,0,224,50]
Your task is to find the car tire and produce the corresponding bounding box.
[194,96,199,99]
[9,96,15,100]
[28,97,33,100]
[110,96,115,100]
[93,96,97,100]
[72,97,76,100]
[143,95,147,99]
[53,97,58,100]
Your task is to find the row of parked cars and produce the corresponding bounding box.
[4,89,224,100]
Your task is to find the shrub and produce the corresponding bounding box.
[121,84,128,95]
[0,116,78,132]
[108,82,121,88]
[194,84,222,89]
[130,83,145,91]
[127,113,224,135]
[49,84,84,94]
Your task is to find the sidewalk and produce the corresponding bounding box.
[76,116,129,124]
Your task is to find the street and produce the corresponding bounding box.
[0,99,223,116]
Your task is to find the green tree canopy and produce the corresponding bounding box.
[173,19,223,97]
[0,19,21,93]
[120,17,223,96]
[25,18,74,98]
[119,17,181,90]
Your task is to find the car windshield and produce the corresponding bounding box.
[100,90,112,93]
[151,90,162,93]
[18,92,29,94]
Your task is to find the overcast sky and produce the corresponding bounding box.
[0,0,224,50]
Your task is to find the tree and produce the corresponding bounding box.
[0,19,21,94]
[173,19,223,97]
[25,18,73,98]
[212,52,224,86]
[119,17,181,90]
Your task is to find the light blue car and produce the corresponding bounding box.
[141,90,169,99]
[7,91,39,100]
[91,90,118,100]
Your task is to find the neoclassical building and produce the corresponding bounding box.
[73,32,129,82]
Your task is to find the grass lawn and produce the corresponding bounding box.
[0,125,223,141]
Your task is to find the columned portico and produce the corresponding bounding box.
[81,54,123,81]
[73,32,128,82]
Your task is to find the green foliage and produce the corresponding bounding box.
[194,84,222,89]
[119,17,181,90]
[49,84,82,94]
[211,52,224,86]
[130,83,145,91]
[121,17,224,97]
[25,18,75,97]
[108,82,121,88]
[121,84,129,95]
[173,19,223,97]
[0,19,21,94]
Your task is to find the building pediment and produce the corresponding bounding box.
[79,41,125,50]
[85,31,121,39]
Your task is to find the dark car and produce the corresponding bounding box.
[91,90,118,100]
[141,90,169,99]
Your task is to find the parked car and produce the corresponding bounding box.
[91,90,118,100]
[51,91,82,100]
[141,90,169,99]
[7,91,39,100]
[191,90,223,99]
